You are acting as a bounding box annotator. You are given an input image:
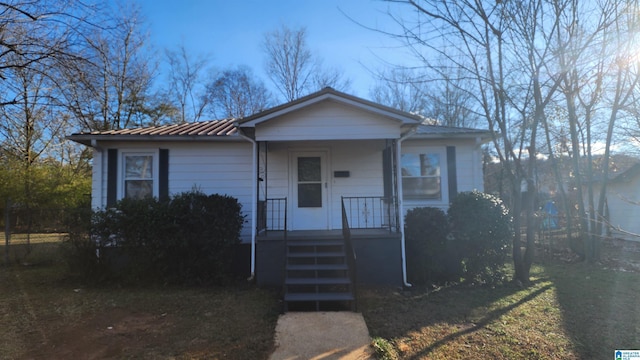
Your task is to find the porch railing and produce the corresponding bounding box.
[341,197,357,311]
[341,196,398,232]
[258,198,287,233]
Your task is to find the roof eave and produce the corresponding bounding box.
[66,133,245,147]
[409,132,493,143]
[238,88,423,127]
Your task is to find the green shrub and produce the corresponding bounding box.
[448,191,512,284]
[163,191,244,284]
[72,191,245,285]
[405,207,460,285]
[61,205,110,281]
[371,337,399,360]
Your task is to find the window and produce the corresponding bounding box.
[401,153,441,200]
[124,154,154,199]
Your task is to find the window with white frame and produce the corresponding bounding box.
[123,153,154,199]
[401,152,441,200]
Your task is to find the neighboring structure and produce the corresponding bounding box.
[590,163,640,241]
[69,88,490,308]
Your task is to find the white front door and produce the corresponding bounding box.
[290,151,329,230]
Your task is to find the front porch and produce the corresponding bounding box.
[255,227,403,289]
[254,191,404,293]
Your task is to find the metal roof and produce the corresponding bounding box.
[66,91,493,147]
[85,119,236,136]
[67,119,239,146]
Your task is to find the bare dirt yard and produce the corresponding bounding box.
[0,250,280,360]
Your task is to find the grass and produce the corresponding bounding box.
[3,237,640,359]
[1,232,67,266]
[360,247,640,359]
[0,243,280,360]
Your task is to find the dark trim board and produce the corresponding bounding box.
[447,146,457,201]
[107,149,118,207]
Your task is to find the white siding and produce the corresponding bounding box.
[455,142,484,193]
[264,140,387,230]
[89,135,485,238]
[255,101,402,141]
[598,178,640,242]
[93,140,254,242]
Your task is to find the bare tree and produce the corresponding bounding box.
[205,66,272,119]
[371,66,480,127]
[380,0,569,283]
[263,24,350,102]
[0,61,70,206]
[370,67,429,116]
[0,1,94,106]
[382,0,640,277]
[554,0,640,262]
[164,44,211,123]
[61,2,154,131]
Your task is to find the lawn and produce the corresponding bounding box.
[0,243,280,360]
[360,241,640,359]
[2,239,639,359]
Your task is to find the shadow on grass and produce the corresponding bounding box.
[360,275,553,358]
[408,283,552,359]
[546,259,640,359]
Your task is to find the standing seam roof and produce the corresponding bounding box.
[78,119,238,137]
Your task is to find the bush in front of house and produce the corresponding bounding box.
[61,203,111,281]
[68,191,244,285]
[405,207,460,285]
[163,191,244,284]
[448,191,512,284]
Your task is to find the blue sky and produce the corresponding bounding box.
[136,0,415,99]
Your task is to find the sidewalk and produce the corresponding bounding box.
[268,312,374,360]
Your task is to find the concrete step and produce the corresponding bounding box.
[285,277,351,285]
[286,263,348,271]
[284,292,355,302]
[286,240,345,247]
[286,251,346,258]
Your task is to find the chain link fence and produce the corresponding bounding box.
[2,200,91,266]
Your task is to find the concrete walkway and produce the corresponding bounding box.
[268,312,374,360]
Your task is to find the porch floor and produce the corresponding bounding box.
[257,229,400,241]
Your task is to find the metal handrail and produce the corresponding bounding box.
[341,196,398,232]
[259,198,287,234]
[341,196,357,311]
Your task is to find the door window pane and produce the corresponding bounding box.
[298,157,321,181]
[297,156,322,207]
[298,184,322,207]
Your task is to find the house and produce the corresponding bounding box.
[588,163,640,241]
[69,88,490,308]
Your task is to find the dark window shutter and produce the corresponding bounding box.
[107,149,118,207]
[382,146,393,199]
[447,146,457,202]
[159,149,169,201]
